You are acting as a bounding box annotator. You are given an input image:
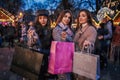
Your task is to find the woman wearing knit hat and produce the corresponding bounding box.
[34,9,53,80]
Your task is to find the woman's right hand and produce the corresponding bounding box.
[61,31,67,40]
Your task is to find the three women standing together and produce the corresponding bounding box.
[23,9,97,80]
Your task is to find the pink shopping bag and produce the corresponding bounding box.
[48,41,74,74]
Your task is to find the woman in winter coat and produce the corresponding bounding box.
[34,9,52,80]
[73,9,97,80]
[52,9,74,80]
[74,9,97,52]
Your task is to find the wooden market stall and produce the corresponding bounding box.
[113,11,120,26]
[0,7,14,22]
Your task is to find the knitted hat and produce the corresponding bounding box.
[36,9,49,17]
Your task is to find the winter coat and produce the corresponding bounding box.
[52,22,74,42]
[74,25,97,51]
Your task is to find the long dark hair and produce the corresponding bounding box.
[76,9,93,29]
[34,15,51,29]
[34,10,51,40]
[56,9,73,27]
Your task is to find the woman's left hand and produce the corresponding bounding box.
[83,40,91,47]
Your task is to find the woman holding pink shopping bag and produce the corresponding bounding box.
[51,10,74,80]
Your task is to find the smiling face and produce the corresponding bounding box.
[38,16,48,26]
[61,12,71,25]
[78,11,88,24]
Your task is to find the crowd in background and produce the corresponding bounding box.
[0,9,120,80]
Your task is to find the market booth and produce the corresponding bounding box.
[110,11,120,64]
[0,7,14,22]
[113,11,120,25]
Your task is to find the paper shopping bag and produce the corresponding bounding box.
[48,41,74,74]
[73,52,100,80]
[10,45,43,80]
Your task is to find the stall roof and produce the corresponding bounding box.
[0,8,14,22]
[113,11,120,22]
